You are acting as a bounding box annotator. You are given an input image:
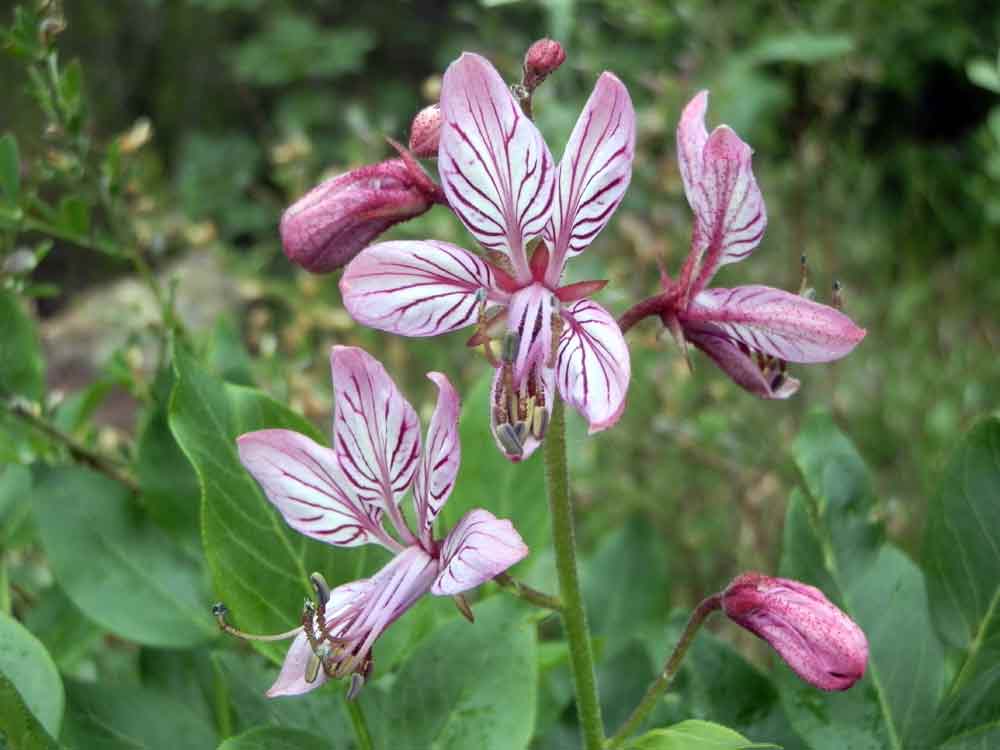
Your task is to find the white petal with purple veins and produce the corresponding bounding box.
[545,72,635,281]
[439,53,555,276]
[237,429,388,548]
[431,509,529,596]
[412,372,461,539]
[556,299,631,433]
[506,283,556,385]
[340,240,499,337]
[330,347,422,509]
[684,286,866,363]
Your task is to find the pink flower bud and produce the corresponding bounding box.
[409,104,441,158]
[722,573,868,691]
[280,158,437,273]
[523,38,566,90]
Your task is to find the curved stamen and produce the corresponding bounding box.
[212,602,303,642]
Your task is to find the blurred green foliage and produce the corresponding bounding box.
[1,0,999,748]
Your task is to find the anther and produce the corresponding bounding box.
[310,572,331,607]
[501,331,520,364]
[453,594,475,623]
[530,405,549,440]
[347,672,366,701]
[832,280,843,310]
[494,422,524,457]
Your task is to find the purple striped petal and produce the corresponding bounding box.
[340,240,499,337]
[684,286,866,363]
[413,372,461,540]
[431,509,529,596]
[237,430,389,548]
[677,91,709,217]
[556,299,631,433]
[439,52,555,278]
[507,283,557,385]
[684,322,800,399]
[677,94,767,297]
[266,580,371,697]
[330,347,421,509]
[545,72,635,282]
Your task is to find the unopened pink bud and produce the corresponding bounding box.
[523,38,566,90]
[280,158,436,273]
[409,104,441,158]
[722,573,868,691]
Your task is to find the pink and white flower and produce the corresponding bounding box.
[236,346,528,697]
[341,52,635,460]
[644,91,865,398]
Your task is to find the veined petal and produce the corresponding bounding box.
[439,52,555,275]
[545,72,635,282]
[556,299,631,433]
[331,347,421,509]
[237,430,388,548]
[266,580,371,697]
[685,322,800,399]
[340,240,498,337]
[413,373,461,539]
[678,106,767,297]
[431,509,528,596]
[506,283,556,385]
[677,91,709,214]
[684,286,866,363]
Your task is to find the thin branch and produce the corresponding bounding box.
[494,571,563,612]
[4,399,140,493]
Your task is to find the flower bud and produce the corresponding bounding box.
[409,104,441,158]
[280,158,437,273]
[722,573,868,691]
[522,38,566,90]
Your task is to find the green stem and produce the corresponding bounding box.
[606,595,721,748]
[494,571,563,612]
[544,399,605,750]
[344,696,373,750]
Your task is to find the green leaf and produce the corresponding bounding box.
[168,347,344,663]
[32,466,217,648]
[367,596,537,750]
[0,133,19,204]
[967,59,1000,93]
[218,727,331,750]
[0,612,64,737]
[923,418,1000,745]
[441,372,549,563]
[61,679,218,749]
[0,290,45,400]
[23,586,103,674]
[780,412,944,750]
[56,196,90,237]
[748,32,855,65]
[0,672,61,750]
[627,719,775,749]
[58,58,84,123]
[584,516,669,657]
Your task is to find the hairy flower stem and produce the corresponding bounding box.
[544,399,605,750]
[344,696,373,750]
[617,292,669,334]
[607,594,722,748]
[494,571,563,612]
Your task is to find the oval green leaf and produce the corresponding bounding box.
[0,612,64,737]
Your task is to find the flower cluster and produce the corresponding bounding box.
[227,41,871,705]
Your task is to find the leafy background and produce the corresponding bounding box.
[1,0,999,748]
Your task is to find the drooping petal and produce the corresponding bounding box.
[678,107,767,297]
[545,72,635,282]
[506,283,556,385]
[438,52,555,276]
[412,373,461,539]
[265,579,371,697]
[684,322,800,399]
[340,240,500,337]
[684,286,866,363]
[431,509,529,596]
[330,347,421,509]
[556,299,631,433]
[488,362,554,463]
[237,429,389,548]
[677,91,709,214]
